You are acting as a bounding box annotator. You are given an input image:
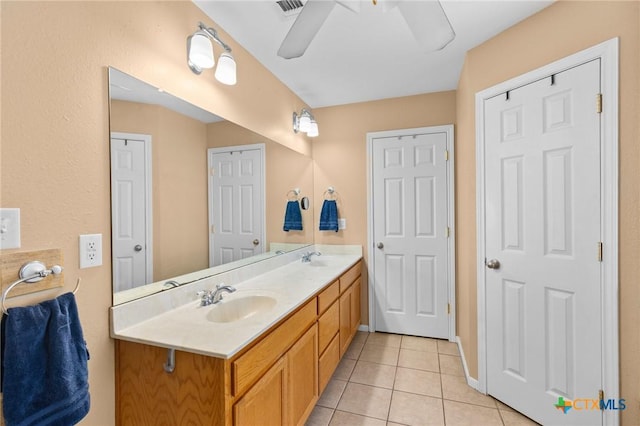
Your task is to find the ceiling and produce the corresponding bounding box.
[194,0,553,108]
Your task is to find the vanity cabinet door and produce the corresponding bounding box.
[288,324,318,426]
[234,357,287,426]
[339,285,353,356]
[351,277,361,333]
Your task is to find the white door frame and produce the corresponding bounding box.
[475,38,619,424]
[207,143,266,266]
[367,125,456,342]
[110,131,154,284]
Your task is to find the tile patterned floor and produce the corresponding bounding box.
[306,332,539,426]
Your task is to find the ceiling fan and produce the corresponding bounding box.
[277,0,456,59]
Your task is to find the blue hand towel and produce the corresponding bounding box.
[283,200,303,231]
[319,199,339,232]
[1,292,90,426]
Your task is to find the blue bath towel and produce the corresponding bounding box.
[1,292,90,426]
[283,200,303,231]
[319,199,339,232]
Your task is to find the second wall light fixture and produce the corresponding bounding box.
[293,109,319,137]
[187,22,237,86]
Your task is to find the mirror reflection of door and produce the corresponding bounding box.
[110,132,153,292]
[208,144,265,266]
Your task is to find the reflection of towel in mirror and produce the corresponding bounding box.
[319,199,339,232]
[283,200,303,231]
[1,292,90,426]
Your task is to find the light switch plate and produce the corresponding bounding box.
[338,218,347,230]
[0,208,21,249]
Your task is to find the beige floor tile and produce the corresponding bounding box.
[336,382,392,420]
[359,344,400,366]
[401,335,438,352]
[500,410,540,425]
[366,332,402,348]
[305,406,334,426]
[398,349,440,372]
[437,340,459,355]
[329,410,387,426]
[333,358,356,381]
[318,379,348,409]
[440,375,497,408]
[495,399,516,412]
[393,367,442,398]
[439,354,464,376]
[344,341,365,360]
[350,361,397,389]
[388,391,445,426]
[352,331,369,345]
[443,400,503,426]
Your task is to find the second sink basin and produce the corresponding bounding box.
[206,295,277,323]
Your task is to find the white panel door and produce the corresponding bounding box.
[372,130,450,338]
[110,134,152,292]
[209,146,264,266]
[484,60,601,425]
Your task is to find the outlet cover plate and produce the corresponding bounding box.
[79,233,103,268]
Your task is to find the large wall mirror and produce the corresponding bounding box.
[109,67,314,305]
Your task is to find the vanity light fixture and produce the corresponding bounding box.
[187,22,237,86]
[293,108,319,137]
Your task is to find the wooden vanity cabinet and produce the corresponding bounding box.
[339,261,363,356]
[116,259,362,426]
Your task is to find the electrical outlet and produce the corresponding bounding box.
[338,218,347,230]
[79,233,102,268]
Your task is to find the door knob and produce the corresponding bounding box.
[253,239,260,246]
[486,259,500,270]
[134,244,143,252]
[377,242,384,249]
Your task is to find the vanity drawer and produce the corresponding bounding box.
[339,260,362,294]
[232,299,317,397]
[318,333,340,394]
[317,280,339,314]
[318,301,339,354]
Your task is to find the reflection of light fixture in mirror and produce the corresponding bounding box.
[187,22,237,86]
[293,108,319,138]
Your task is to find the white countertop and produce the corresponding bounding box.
[111,246,361,359]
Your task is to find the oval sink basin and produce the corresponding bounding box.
[206,295,277,323]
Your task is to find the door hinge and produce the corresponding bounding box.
[597,242,603,262]
[444,150,449,161]
[598,389,605,408]
[596,93,603,114]
[447,303,451,315]
[446,227,450,238]
[209,167,215,176]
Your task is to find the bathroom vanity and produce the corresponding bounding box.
[111,247,362,425]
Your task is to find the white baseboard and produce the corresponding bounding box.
[456,336,479,391]
[358,324,370,332]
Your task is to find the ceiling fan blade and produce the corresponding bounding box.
[277,0,337,59]
[397,0,455,51]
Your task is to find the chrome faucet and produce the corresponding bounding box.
[163,280,180,288]
[197,283,237,306]
[301,251,322,263]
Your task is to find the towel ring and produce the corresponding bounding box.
[286,188,300,200]
[323,186,338,200]
[1,261,79,315]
